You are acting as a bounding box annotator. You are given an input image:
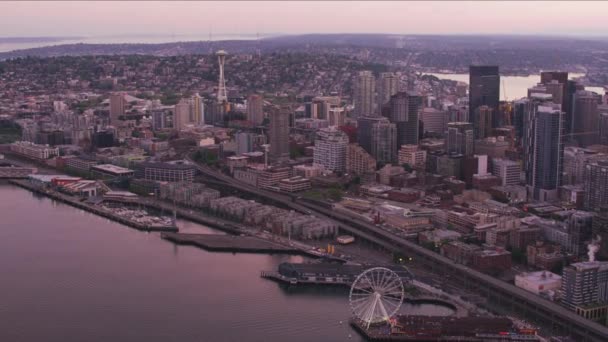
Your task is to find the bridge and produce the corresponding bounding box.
[188,157,608,341]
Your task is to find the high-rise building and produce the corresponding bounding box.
[328,106,345,127]
[247,94,264,125]
[370,118,398,164]
[313,127,349,173]
[353,71,376,118]
[269,105,291,160]
[541,71,570,131]
[527,105,564,201]
[469,65,500,128]
[598,106,608,145]
[420,107,447,136]
[389,91,420,146]
[236,132,255,155]
[378,72,398,107]
[191,93,204,125]
[109,92,126,124]
[346,144,376,176]
[561,261,608,317]
[473,105,493,139]
[151,108,168,131]
[445,122,474,157]
[216,50,228,103]
[572,90,600,147]
[491,158,521,186]
[357,116,385,155]
[174,100,191,130]
[584,159,608,212]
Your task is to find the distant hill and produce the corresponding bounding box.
[1,34,607,60]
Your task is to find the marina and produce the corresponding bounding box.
[9,179,178,232]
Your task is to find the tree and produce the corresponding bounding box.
[327,188,343,202]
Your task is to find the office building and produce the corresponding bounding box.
[541,71,570,133]
[389,91,420,146]
[247,94,264,125]
[572,90,600,147]
[527,105,564,201]
[445,122,474,157]
[492,158,521,186]
[469,65,500,128]
[269,105,291,160]
[420,107,447,136]
[370,118,398,164]
[474,105,493,139]
[353,71,376,117]
[313,127,349,173]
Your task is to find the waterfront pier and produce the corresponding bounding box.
[161,233,300,254]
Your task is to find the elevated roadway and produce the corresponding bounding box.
[188,159,608,341]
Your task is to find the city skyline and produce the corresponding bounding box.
[2,1,608,38]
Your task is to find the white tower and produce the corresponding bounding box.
[216,50,228,103]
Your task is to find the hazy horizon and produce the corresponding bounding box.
[2,1,608,38]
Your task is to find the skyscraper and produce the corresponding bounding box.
[370,118,397,164]
[174,100,191,130]
[572,90,600,147]
[378,72,398,107]
[469,65,500,128]
[598,106,608,145]
[269,105,291,160]
[216,50,228,103]
[389,91,420,146]
[584,159,608,212]
[527,104,564,201]
[473,105,493,139]
[445,122,474,157]
[541,71,570,131]
[247,94,264,125]
[353,71,376,118]
[191,93,204,125]
[313,127,349,173]
[109,92,126,124]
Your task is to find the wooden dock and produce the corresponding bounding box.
[161,233,301,254]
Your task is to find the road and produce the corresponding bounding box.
[187,158,608,341]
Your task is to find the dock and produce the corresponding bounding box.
[161,233,301,254]
[9,179,178,232]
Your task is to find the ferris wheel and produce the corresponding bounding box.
[349,267,405,329]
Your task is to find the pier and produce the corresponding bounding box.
[161,233,300,254]
[9,179,178,232]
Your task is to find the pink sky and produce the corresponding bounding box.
[1,1,607,37]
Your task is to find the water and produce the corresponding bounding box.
[425,72,605,100]
[0,34,261,53]
[0,184,453,342]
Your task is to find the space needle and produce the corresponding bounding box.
[216,50,228,103]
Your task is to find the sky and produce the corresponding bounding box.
[1,1,608,38]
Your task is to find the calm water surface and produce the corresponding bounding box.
[426,72,605,100]
[0,184,452,342]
